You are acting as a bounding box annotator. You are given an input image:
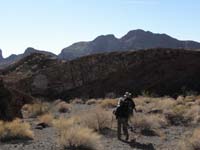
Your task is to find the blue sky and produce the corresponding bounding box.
[0,0,200,57]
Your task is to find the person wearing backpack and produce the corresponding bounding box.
[114,92,136,141]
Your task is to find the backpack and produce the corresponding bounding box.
[114,100,130,119]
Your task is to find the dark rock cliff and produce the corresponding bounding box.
[0,79,33,120]
[2,48,200,100]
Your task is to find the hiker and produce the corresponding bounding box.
[114,92,136,141]
[123,92,136,117]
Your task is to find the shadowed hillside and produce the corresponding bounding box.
[2,48,200,100]
[0,79,34,120]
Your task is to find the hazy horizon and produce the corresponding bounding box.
[1,0,200,57]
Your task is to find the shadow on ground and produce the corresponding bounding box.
[101,128,117,138]
[121,139,155,150]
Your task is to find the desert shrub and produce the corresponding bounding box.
[54,108,112,133]
[135,97,176,113]
[195,99,200,105]
[184,105,200,124]
[86,99,98,105]
[59,125,101,150]
[155,98,176,110]
[184,96,196,103]
[132,114,168,130]
[179,128,200,150]
[53,99,63,105]
[131,114,167,136]
[145,98,176,114]
[56,101,72,113]
[164,104,190,125]
[71,98,84,104]
[176,96,185,104]
[22,102,50,118]
[78,107,112,133]
[53,117,80,133]
[189,128,200,150]
[0,121,5,139]
[0,119,34,142]
[99,98,118,109]
[186,102,196,107]
[38,113,54,127]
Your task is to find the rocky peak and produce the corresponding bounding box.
[93,34,117,42]
[24,47,38,55]
[121,29,153,41]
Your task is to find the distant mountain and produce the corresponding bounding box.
[58,29,200,60]
[0,47,56,69]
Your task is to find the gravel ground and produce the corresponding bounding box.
[0,104,199,150]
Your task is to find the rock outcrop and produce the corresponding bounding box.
[0,79,33,120]
[2,48,200,100]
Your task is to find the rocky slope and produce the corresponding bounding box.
[2,48,200,100]
[59,29,200,60]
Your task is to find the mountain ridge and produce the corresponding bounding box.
[0,47,56,69]
[59,29,200,60]
[1,29,200,67]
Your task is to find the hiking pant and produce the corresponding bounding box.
[117,117,129,139]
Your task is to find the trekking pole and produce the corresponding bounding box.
[111,115,113,129]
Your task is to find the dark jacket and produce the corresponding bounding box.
[115,98,135,119]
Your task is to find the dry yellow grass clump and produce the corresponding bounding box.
[59,125,101,150]
[56,101,72,113]
[132,113,168,130]
[71,98,85,104]
[86,99,98,105]
[54,116,102,150]
[21,102,50,118]
[53,117,80,133]
[179,128,200,150]
[99,98,118,109]
[54,107,112,133]
[134,96,176,114]
[184,105,200,124]
[163,104,191,125]
[79,107,113,132]
[0,119,34,142]
[38,113,54,127]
